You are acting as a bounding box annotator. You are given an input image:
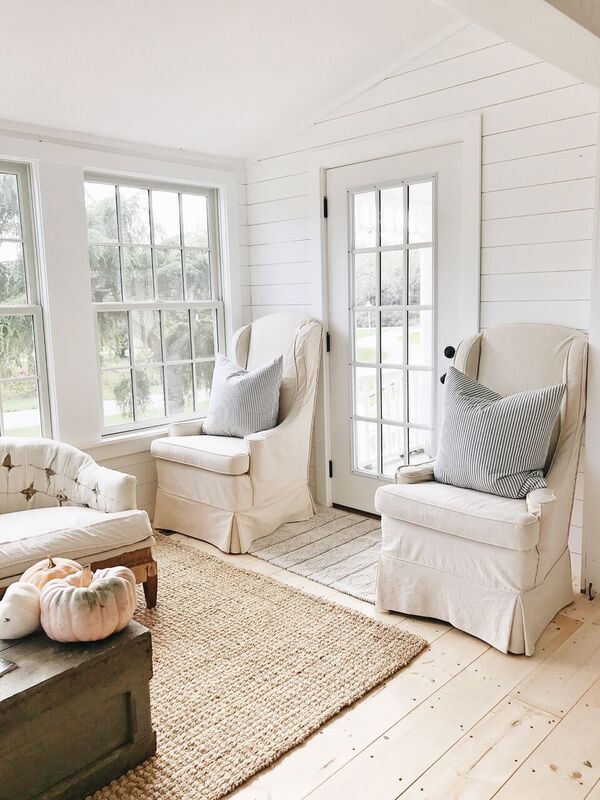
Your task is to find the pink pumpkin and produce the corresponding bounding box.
[40,565,137,642]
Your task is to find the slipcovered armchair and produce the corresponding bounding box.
[0,437,157,606]
[151,312,323,553]
[375,323,588,655]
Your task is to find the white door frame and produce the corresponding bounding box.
[307,113,482,506]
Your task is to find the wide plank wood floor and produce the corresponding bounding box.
[171,532,600,800]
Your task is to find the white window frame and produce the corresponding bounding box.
[0,160,51,437]
[85,173,225,435]
[348,174,436,480]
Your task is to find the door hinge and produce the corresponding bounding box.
[328,460,333,478]
[326,331,331,352]
[323,196,328,218]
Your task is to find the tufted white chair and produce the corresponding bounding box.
[0,437,156,605]
[151,312,323,553]
[375,323,588,655]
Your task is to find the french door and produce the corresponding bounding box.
[327,143,468,513]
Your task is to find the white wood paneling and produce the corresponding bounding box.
[481,271,591,302]
[482,241,593,274]
[482,178,596,219]
[482,147,597,191]
[241,23,598,572]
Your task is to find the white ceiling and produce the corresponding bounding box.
[0,0,457,160]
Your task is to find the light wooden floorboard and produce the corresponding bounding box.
[169,532,600,800]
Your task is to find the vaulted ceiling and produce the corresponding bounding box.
[0,0,457,159]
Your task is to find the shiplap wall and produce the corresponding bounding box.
[240,22,599,570]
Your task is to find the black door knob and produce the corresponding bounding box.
[440,372,447,385]
[444,345,456,359]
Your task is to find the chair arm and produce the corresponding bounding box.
[395,461,436,484]
[526,487,556,517]
[245,415,311,506]
[76,461,137,513]
[168,420,204,437]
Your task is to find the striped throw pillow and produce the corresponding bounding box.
[202,354,283,438]
[434,367,565,499]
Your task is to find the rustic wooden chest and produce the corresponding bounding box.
[0,620,156,800]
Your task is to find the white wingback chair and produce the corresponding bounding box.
[375,323,588,655]
[151,312,323,553]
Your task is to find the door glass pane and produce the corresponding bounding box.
[89,244,121,302]
[0,173,21,239]
[131,309,161,364]
[122,246,153,301]
[194,360,214,413]
[381,309,404,364]
[354,311,377,363]
[185,250,211,301]
[354,252,376,307]
[0,314,36,378]
[155,248,184,300]
[119,186,151,244]
[152,191,180,246]
[97,311,130,367]
[408,310,433,367]
[101,369,133,426]
[166,363,193,415]
[408,248,433,306]
[380,186,404,246]
[163,310,191,362]
[409,427,432,465]
[408,181,433,243]
[381,369,403,422]
[354,420,378,474]
[0,242,26,304]
[355,367,377,418]
[380,250,403,306]
[1,379,41,436]
[85,183,117,243]
[353,191,376,249]
[382,425,405,477]
[408,370,433,426]
[182,194,208,247]
[134,366,165,420]
[192,309,216,358]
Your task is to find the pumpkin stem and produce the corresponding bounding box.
[47,555,55,568]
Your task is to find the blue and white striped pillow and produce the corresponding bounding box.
[202,354,283,438]
[434,367,565,499]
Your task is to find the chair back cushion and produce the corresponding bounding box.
[202,354,283,438]
[434,367,565,498]
[454,324,588,476]
[232,312,321,423]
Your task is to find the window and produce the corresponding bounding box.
[84,177,223,433]
[350,177,435,478]
[0,162,50,436]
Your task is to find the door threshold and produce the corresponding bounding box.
[332,503,381,520]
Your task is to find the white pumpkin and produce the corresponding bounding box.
[0,582,41,639]
[40,565,137,642]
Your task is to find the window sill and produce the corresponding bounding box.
[81,419,205,462]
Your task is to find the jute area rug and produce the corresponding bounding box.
[92,533,426,800]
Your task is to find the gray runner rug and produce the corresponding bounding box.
[249,506,380,604]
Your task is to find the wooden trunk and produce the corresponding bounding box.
[0,621,156,800]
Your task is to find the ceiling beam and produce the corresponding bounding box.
[435,0,600,87]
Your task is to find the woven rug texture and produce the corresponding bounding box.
[250,506,381,603]
[92,533,426,800]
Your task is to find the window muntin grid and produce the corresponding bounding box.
[85,176,223,433]
[0,163,50,437]
[349,177,435,479]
